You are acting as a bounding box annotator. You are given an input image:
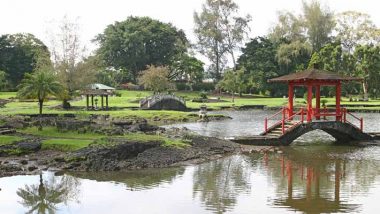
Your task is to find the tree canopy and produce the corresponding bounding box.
[0,33,50,89]
[95,16,189,83]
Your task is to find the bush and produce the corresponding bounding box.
[199,91,208,99]
[193,82,215,91]
[175,82,191,91]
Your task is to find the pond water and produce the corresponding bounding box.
[1,110,380,214]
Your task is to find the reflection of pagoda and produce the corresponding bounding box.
[265,149,361,213]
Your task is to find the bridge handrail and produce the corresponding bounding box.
[140,94,186,108]
[264,108,286,133]
[282,108,305,134]
[343,108,363,131]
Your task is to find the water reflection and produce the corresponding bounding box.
[192,156,251,213]
[256,146,380,213]
[70,167,185,191]
[16,173,80,214]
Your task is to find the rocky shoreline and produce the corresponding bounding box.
[0,134,241,177]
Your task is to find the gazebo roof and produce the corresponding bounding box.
[268,69,362,83]
[87,83,115,90]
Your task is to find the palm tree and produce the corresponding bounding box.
[17,173,80,214]
[17,69,63,129]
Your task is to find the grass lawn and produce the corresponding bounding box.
[1,91,380,118]
[21,127,107,139]
[112,133,189,148]
[41,139,94,151]
[0,135,23,146]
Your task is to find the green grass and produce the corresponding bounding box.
[2,90,380,118]
[0,135,23,145]
[41,139,94,151]
[0,92,17,99]
[99,133,190,148]
[21,127,106,139]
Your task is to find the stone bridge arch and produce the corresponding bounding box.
[140,94,187,111]
[279,121,372,145]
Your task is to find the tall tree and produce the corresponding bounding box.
[194,0,251,80]
[0,33,50,89]
[302,0,335,51]
[354,45,380,99]
[217,68,246,102]
[48,16,89,96]
[95,16,188,82]
[170,54,204,90]
[335,11,379,52]
[238,37,285,95]
[269,11,305,43]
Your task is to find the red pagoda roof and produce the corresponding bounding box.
[268,69,362,83]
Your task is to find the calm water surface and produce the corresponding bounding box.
[1,110,380,214]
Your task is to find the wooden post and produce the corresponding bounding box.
[336,82,341,121]
[106,95,109,110]
[288,83,294,118]
[307,83,313,122]
[101,95,104,110]
[91,95,94,110]
[315,85,320,120]
[86,95,89,110]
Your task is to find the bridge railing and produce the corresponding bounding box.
[264,106,363,134]
[140,94,186,108]
[264,108,285,133]
[343,108,363,131]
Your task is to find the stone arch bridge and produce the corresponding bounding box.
[140,94,187,111]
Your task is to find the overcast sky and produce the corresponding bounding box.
[1,0,379,54]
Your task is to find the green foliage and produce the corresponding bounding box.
[41,139,94,151]
[194,0,251,80]
[138,65,174,93]
[169,54,204,89]
[335,11,378,52]
[95,16,188,82]
[354,45,380,98]
[321,99,328,107]
[192,82,215,91]
[0,33,51,89]
[0,70,9,91]
[0,135,23,145]
[17,69,64,115]
[217,68,246,102]
[302,0,335,51]
[199,91,208,99]
[21,127,105,139]
[238,37,290,96]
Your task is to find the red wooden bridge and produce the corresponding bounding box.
[231,69,377,145]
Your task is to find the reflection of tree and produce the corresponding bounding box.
[192,156,251,214]
[17,173,80,214]
[252,146,380,214]
[71,167,185,191]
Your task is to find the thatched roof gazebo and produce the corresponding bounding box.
[81,83,115,110]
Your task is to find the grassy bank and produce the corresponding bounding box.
[16,126,188,152]
[0,135,23,146]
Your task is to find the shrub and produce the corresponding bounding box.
[192,82,215,91]
[199,91,208,99]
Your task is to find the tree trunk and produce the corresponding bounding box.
[38,100,43,131]
[363,81,369,101]
[230,51,236,70]
[232,91,235,103]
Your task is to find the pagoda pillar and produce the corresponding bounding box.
[307,83,313,122]
[288,83,294,118]
[336,82,341,121]
[315,85,321,120]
